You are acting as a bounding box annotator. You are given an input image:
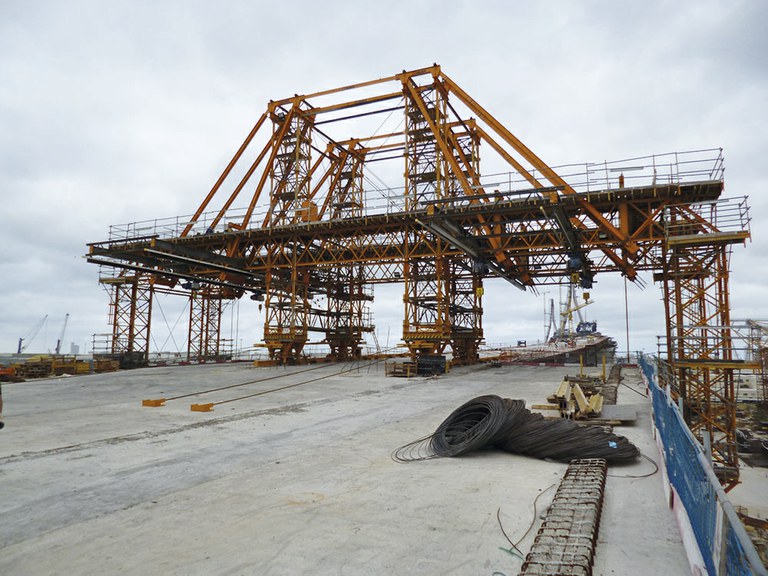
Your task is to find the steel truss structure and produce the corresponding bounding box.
[100,274,153,365]
[188,289,223,363]
[87,65,753,487]
[656,200,751,488]
[746,320,768,406]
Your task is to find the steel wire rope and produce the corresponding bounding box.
[431,396,527,457]
[360,101,406,212]
[149,302,169,353]
[159,362,334,403]
[370,96,404,140]
[619,380,648,398]
[307,102,403,187]
[302,120,404,215]
[391,397,524,462]
[154,296,185,354]
[202,358,385,408]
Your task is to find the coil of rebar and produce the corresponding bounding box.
[394,395,640,463]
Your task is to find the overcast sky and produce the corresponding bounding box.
[1,0,766,357]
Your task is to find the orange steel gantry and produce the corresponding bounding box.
[87,65,752,488]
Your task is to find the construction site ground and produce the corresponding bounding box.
[1,361,691,575]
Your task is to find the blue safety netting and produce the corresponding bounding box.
[638,355,761,576]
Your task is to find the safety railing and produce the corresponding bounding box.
[107,205,270,242]
[638,353,767,576]
[665,195,751,239]
[656,320,766,365]
[466,147,725,199]
[104,148,726,242]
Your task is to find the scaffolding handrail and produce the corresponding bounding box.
[664,195,751,238]
[104,148,725,243]
[656,320,768,364]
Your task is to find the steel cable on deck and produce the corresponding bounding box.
[182,359,389,412]
[146,362,334,405]
[203,359,382,408]
[393,395,640,464]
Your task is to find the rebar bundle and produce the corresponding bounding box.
[394,395,639,463]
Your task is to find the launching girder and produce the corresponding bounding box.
[87,66,751,486]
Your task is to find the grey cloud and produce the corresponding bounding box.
[1,0,765,354]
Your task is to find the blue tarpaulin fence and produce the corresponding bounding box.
[638,354,766,576]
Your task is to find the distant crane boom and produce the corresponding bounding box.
[55,313,70,355]
[18,315,49,354]
[556,283,593,339]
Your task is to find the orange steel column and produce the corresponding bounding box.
[188,289,223,363]
[660,206,740,490]
[262,103,313,363]
[401,75,452,358]
[325,145,370,360]
[103,273,153,367]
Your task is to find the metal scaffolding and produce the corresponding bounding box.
[100,273,153,367]
[656,199,751,490]
[188,289,223,363]
[87,65,753,486]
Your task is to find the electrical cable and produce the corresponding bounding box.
[497,547,523,561]
[495,507,524,558]
[513,483,557,549]
[607,452,659,478]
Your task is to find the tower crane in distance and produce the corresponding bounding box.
[55,313,70,355]
[17,315,49,354]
